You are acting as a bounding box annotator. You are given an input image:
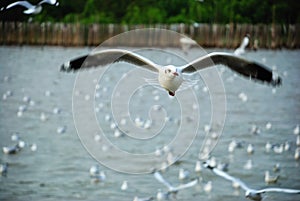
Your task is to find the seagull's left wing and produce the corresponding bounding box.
[61,49,160,73]
[6,1,33,9]
[173,179,198,192]
[180,52,281,86]
[257,188,300,194]
[153,172,173,190]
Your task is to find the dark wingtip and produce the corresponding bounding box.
[202,162,213,170]
[271,76,282,87]
[60,61,73,72]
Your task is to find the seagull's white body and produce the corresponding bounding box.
[204,163,300,201]
[4,0,58,15]
[61,49,282,96]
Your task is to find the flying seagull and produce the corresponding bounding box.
[61,49,282,96]
[2,0,59,15]
[153,171,198,194]
[203,162,300,201]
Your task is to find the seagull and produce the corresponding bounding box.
[195,161,202,173]
[153,171,198,194]
[247,144,255,155]
[179,37,197,55]
[61,49,282,97]
[0,163,8,176]
[121,180,128,191]
[178,168,190,180]
[2,144,22,154]
[264,170,279,184]
[294,125,300,135]
[234,34,250,56]
[2,0,59,15]
[203,162,300,201]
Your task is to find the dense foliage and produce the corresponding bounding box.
[0,0,299,24]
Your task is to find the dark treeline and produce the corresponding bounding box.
[0,0,299,24]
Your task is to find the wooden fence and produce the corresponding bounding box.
[0,22,299,48]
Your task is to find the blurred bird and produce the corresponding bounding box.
[1,0,59,15]
[203,181,212,193]
[121,180,128,191]
[179,36,197,55]
[234,34,250,56]
[153,171,198,194]
[244,159,253,170]
[294,148,300,160]
[89,165,106,183]
[178,168,190,180]
[294,125,299,135]
[265,171,279,184]
[247,144,254,155]
[195,161,202,173]
[0,163,8,176]
[204,162,300,201]
[296,135,300,146]
[3,144,22,154]
[265,122,272,130]
[273,163,281,172]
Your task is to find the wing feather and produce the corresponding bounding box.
[257,188,300,194]
[153,172,173,190]
[180,52,281,86]
[172,179,198,192]
[6,1,33,9]
[61,49,160,73]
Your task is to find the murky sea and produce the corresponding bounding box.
[0,46,299,201]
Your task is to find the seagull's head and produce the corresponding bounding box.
[245,191,262,201]
[164,65,180,78]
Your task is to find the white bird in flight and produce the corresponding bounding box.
[2,0,59,15]
[153,171,198,194]
[61,49,281,96]
[203,162,300,201]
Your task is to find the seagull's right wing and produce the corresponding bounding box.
[6,1,33,9]
[61,49,160,73]
[153,172,173,190]
[257,188,300,194]
[38,0,57,5]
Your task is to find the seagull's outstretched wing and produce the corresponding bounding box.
[180,52,281,86]
[257,188,300,194]
[61,49,160,73]
[203,162,251,191]
[6,1,33,9]
[38,0,57,5]
[173,179,198,192]
[154,172,173,190]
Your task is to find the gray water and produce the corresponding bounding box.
[0,46,299,201]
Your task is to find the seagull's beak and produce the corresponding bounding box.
[173,72,179,76]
